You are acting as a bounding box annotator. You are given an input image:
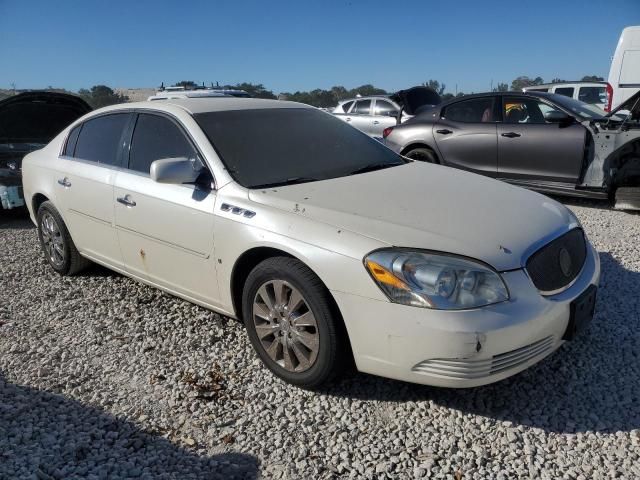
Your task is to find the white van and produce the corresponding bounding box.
[523,82,609,110]
[608,26,640,112]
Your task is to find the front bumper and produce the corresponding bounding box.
[332,241,600,388]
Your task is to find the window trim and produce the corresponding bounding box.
[59,111,134,168]
[124,110,215,190]
[59,109,217,190]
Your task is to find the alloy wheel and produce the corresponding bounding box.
[252,280,320,372]
[41,211,65,268]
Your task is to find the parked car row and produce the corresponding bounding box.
[383,90,640,210]
[22,96,601,390]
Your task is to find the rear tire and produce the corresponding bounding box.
[37,201,90,275]
[404,147,438,163]
[242,257,347,389]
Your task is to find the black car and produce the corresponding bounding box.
[1,91,92,211]
[383,90,640,210]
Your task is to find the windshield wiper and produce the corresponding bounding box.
[348,160,406,176]
[250,176,320,189]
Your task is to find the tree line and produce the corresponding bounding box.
[64,74,606,109]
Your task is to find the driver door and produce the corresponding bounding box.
[114,112,220,305]
[497,96,586,184]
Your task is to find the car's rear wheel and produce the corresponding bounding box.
[404,147,438,163]
[242,257,346,389]
[37,201,89,275]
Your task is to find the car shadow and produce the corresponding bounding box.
[0,372,260,479]
[0,208,34,230]
[323,252,640,434]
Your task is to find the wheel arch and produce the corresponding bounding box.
[230,245,355,368]
[32,192,50,215]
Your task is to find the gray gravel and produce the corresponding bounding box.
[1,199,639,479]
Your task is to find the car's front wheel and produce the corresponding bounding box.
[37,201,89,275]
[242,257,348,389]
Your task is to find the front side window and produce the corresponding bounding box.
[578,86,606,104]
[194,108,405,189]
[128,114,197,174]
[354,99,371,115]
[374,100,398,116]
[443,97,495,123]
[503,97,561,124]
[74,114,130,166]
[554,87,574,98]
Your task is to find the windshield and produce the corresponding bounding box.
[545,94,607,120]
[194,108,405,188]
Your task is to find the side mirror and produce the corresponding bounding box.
[150,157,204,184]
[544,110,573,124]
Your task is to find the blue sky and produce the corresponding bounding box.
[1,0,637,94]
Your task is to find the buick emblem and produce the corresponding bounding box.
[558,248,573,278]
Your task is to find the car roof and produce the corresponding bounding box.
[93,97,310,116]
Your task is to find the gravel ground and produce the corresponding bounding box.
[1,200,639,480]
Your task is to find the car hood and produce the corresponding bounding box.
[390,86,441,116]
[248,162,573,271]
[0,91,91,145]
[608,89,640,118]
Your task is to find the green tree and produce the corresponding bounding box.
[348,84,387,97]
[510,76,544,91]
[550,77,566,83]
[423,79,446,95]
[223,82,277,99]
[78,85,129,108]
[492,82,509,92]
[581,75,604,82]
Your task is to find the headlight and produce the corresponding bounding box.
[364,249,509,310]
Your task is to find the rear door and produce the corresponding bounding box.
[497,96,586,184]
[348,99,375,135]
[54,113,131,268]
[113,112,220,305]
[432,96,499,176]
[371,99,400,137]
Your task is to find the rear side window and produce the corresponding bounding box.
[578,86,606,104]
[341,101,354,113]
[374,100,399,116]
[443,98,495,122]
[554,87,574,97]
[74,114,129,166]
[128,114,197,174]
[354,100,371,115]
[63,124,81,157]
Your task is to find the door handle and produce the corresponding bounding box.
[501,132,521,138]
[117,195,136,207]
[436,129,452,135]
[373,120,380,125]
[345,117,352,122]
[57,177,71,187]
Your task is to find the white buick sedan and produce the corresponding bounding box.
[22,98,600,389]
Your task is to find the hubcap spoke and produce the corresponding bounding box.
[252,279,320,373]
[291,311,317,328]
[41,212,65,267]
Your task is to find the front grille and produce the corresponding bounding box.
[526,228,586,294]
[412,336,555,379]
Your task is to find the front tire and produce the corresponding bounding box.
[242,257,347,389]
[37,201,89,275]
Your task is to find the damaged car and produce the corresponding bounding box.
[22,97,599,389]
[383,90,640,210]
[0,91,92,211]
